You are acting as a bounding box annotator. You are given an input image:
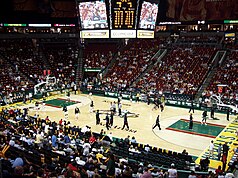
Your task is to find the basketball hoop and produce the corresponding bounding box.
[209,84,238,113]
[34,75,57,95]
[46,75,56,86]
[210,94,221,106]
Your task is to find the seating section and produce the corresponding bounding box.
[0,61,33,93]
[205,51,238,100]
[0,107,194,177]
[103,38,162,90]
[0,39,45,82]
[83,43,118,69]
[0,39,39,93]
[43,41,78,84]
[111,139,192,170]
[0,36,237,177]
[136,47,217,95]
[0,39,79,99]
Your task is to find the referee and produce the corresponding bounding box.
[75,106,80,120]
[153,114,161,130]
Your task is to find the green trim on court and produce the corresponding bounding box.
[166,119,225,138]
[45,98,79,108]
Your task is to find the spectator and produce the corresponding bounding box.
[200,157,210,171]
[168,163,177,178]
[141,167,152,178]
[188,170,196,178]
[106,154,115,177]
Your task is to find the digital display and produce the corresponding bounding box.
[54,24,76,27]
[4,24,27,27]
[78,0,108,29]
[28,24,51,27]
[224,20,238,24]
[111,0,137,29]
[138,1,158,30]
[224,33,235,38]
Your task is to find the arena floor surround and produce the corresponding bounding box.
[8,93,237,170]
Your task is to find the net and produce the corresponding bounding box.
[46,75,56,86]
[210,94,220,106]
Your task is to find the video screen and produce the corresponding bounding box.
[78,0,108,29]
[225,33,235,38]
[139,1,159,30]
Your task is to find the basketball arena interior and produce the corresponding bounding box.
[0,0,237,177]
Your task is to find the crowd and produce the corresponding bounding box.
[0,36,237,106]
[136,46,216,95]
[0,38,79,106]
[103,39,163,91]
[83,43,118,69]
[205,50,238,105]
[0,35,237,177]
[0,104,237,178]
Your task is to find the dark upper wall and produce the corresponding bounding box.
[1,0,238,23]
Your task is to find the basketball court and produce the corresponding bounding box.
[7,92,237,169]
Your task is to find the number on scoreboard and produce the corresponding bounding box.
[111,0,137,29]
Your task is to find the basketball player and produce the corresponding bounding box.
[110,111,114,126]
[152,98,160,111]
[96,110,100,125]
[147,92,151,105]
[73,84,77,95]
[75,106,80,120]
[67,91,70,102]
[42,97,46,109]
[29,92,33,103]
[122,113,129,130]
[153,114,161,130]
[118,102,122,116]
[210,106,215,119]
[89,101,94,113]
[104,114,111,130]
[136,92,140,103]
[89,92,93,100]
[189,100,195,113]
[160,94,166,107]
[35,101,40,111]
[129,92,133,102]
[202,110,208,125]
[112,101,116,114]
[160,103,164,112]
[227,108,230,121]
[110,102,113,112]
[63,105,68,119]
[118,92,122,103]
[189,113,193,129]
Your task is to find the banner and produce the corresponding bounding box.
[80,30,109,38]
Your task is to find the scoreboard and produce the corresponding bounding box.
[111,0,137,29]
[77,0,159,38]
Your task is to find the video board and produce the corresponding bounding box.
[77,0,159,38]
[138,1,159,30]
[78,0,108,29]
